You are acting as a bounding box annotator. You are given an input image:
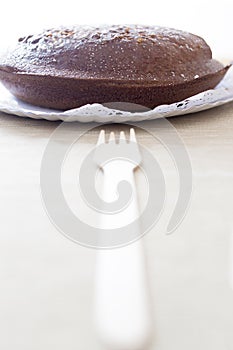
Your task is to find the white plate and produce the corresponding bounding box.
[0,66,233,123]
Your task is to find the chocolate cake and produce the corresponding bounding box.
[0,25,230,110]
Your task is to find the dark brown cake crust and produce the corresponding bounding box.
[0,25,230,110]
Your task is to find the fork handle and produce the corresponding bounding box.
[94,162,151,350]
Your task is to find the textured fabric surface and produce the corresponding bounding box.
[0,100,233,349]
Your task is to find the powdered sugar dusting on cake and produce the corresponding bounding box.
[2,24,215,83]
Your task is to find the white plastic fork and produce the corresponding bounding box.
[94,129,152,350]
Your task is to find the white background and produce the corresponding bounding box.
[0,0,232,59]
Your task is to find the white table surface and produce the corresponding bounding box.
[1,100,233,349]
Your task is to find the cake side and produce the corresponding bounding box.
[0,65,229,110]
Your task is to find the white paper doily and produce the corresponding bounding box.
[0,66,233,123]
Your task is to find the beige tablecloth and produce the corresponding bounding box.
[1,102,233,350]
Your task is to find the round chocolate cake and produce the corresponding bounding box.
[0,25,230,110]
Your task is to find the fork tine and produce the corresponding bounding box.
[130,128,137,143]
[109,131,115,143]
[119,131,126,143]
[97,129,105,145]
